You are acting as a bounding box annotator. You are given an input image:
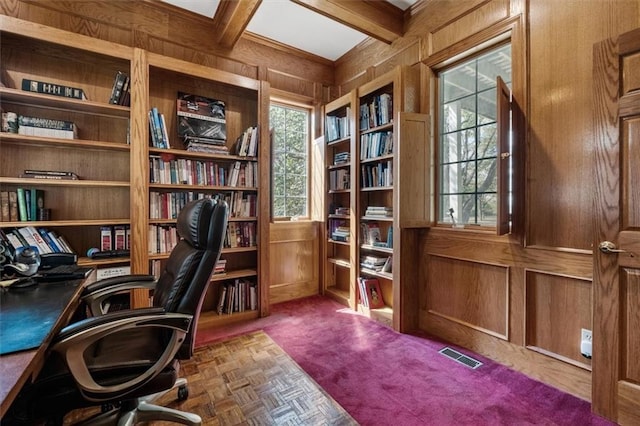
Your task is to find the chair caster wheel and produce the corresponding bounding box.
[177,384,189,401]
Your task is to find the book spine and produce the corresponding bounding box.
[38,228,61,252]
[0,191,9,222]
[18,115,76,131]
[101,226,113,251]
[26,226,52,254]
[16,188,28,221]
[109,71,127,104]
[17,226,39,249]
[5,230,26,250]
[21,78,87,100]
[8,191,18,222]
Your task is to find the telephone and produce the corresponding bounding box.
[0,243,41,277]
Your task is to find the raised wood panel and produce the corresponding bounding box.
[269,222,320,304]
[429,0,509,56]
[622,52,640,95]
[424,255,509,338]
[618,381,640,426]
[422,230,594,279]
[621,269,640,382]
[267,69,316,99]
[623,118,640,228]
[527,0,639,250]
[525,270,592,369]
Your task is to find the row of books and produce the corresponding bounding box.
[149,190,256,220]
[149,192,217,220]
[108,71,131,106]
[148,107,172,149]
[213,259,227,275]
[360,130,393,160]
[325,108,351,143]
[329,169,350,191]
[1,188,47,222]
[225,222,256,248]
[361,161,393,188]
[357,277,385,309]
[149,156,258,188]
[360,92,393,131]
[0,226,75,255]
[361,223,393,248]
[231,126,259,157]
[148,224,178,254]
[101,225,131,252]
[1,112,78,139]
[216,278,258,315]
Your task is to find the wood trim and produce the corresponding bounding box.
[212,0,261,49]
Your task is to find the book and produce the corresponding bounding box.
[362,278,385,309]
[101,226,113,251]
[16,188,28,221]
[108,71,128,104]
[30,188,45,221]
[114,225,126,250]
[177,92,226,144]
[1,191,10,222]
[21,169,79,180]
[18,115,78,139]
[8,191,18,222]
[21,78,87,100]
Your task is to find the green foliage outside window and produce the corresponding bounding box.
[270,103,309,218]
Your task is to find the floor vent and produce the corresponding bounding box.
[438,347,483,369]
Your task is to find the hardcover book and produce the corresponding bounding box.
[176,92,226,144]
[21,78,87,100]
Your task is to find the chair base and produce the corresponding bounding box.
[75,379,201,426]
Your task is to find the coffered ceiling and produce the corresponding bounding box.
[160,0,420,61]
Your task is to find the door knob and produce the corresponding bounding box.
[598,241,629,254]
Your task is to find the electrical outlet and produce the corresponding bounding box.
[581,328,592,359]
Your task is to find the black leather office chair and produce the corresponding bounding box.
[6,198,228,425]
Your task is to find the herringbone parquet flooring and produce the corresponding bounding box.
[66,331,357,425]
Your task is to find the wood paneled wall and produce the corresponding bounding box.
[334,0,640,403]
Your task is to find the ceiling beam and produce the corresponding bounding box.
[291,0,404,44]
[212,0,262,48]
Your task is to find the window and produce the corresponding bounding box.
[270,102,310,219]
[438,43,512,229]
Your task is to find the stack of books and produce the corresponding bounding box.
[1,226,75,255]
[334,206,350,216]
[329,219,349,242]
[214,259,227,275]
[22,78,87,100]
[108,71,130,106]
[360,255,387,272]
[365,206,393,217]
[17,115,78,139]
[333,151,350,165]
[177,92,227,153]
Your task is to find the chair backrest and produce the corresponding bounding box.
[152,198,228,357]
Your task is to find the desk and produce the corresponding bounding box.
[0,272,94,418]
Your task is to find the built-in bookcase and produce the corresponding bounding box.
[323,91,357,308]
[0,17,133,272]
[0,16,270,332]
[323,66,430,331]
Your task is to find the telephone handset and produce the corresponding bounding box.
[0,244,41,277]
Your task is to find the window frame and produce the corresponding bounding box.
[429,32,523,237]
[269,98,313,222]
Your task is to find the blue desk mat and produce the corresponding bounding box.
[0,280,80,356]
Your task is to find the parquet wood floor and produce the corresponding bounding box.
[65,331,357,425]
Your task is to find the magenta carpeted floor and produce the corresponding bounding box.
[196,295,615,426]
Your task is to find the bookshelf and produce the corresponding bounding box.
[0,17,133,273]
[0,16,270,331]
[323,91,357,309]
[354,66,429,331]
[141,51,269,327]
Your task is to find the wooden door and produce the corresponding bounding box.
[593,27,640,425]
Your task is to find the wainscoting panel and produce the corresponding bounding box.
[525,270,592,369]
[425,255,509,339]
[268,222,319,304]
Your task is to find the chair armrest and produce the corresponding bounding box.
[52,308,192,401]
[82,274,157,316]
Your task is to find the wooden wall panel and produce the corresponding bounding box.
[527,0,639,250]
[268,222,320,304]
[425,255,509,338]
[525,270,592,369]
[623,118,640,229]
[429,0,509,56]
[622,269,640,383]
[622,52,640,95]
[267,69,316,99]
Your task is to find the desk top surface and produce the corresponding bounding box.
[0,276,88,418]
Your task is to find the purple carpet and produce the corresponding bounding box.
[196,295,614,426]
